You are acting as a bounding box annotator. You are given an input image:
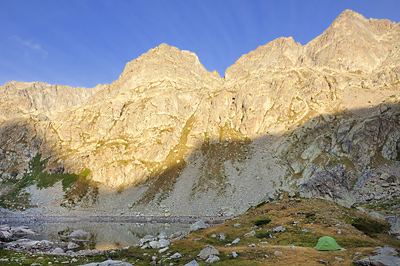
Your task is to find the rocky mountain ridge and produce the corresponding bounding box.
[0,10,400,220]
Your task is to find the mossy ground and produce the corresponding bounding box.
[0,197,399,265]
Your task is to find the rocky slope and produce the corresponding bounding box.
[0,10,399,222]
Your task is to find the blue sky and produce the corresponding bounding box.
[1,0,399,88]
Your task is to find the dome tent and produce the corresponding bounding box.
[314,236,341,251]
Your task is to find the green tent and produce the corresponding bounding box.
[314,236,341,251]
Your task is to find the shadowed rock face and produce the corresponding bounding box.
[1,10,400,216]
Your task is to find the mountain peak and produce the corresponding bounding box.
[337,9,363,19]
[328,9,369,31]
[115,43,221,90]
[225,36,303,81]
[301,9,396,72]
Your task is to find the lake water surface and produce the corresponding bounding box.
[3,221,190,250]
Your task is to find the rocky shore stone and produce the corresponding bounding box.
[0,225,37,242]
[65,229,90,239]
[79,260,133,266]
[169,231,188,242]
[4,239,79,254]
[190,220,207,231]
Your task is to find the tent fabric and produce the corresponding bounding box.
[314,236,341,251]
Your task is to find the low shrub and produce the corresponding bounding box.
[254,218,271,226]
[256,231,271,238]
[351,217,390,237]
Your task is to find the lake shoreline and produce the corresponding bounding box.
[0,215,228,224]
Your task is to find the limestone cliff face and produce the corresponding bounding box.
[1,10,400,216]
[49,44,224,187]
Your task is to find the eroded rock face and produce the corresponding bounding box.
[0,9,400,216]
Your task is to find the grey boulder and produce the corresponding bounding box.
[79,260,133,266]
[190,220,207,231]
[65,229,90,239]
[183,260,199,266]
[197,245,220,260]
[354,247,400,266]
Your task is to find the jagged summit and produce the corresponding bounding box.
[226,9,400,80]
[225,37,303,81]
[118,43,221,86]
[302,9,399,72]
[332,9,367,26]
[90,43,223,107]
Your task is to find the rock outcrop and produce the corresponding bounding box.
[354,246,400,266]
[0,9,399,217]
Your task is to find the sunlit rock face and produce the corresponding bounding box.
[1,10,400,216]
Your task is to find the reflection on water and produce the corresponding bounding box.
[4,222,190,250]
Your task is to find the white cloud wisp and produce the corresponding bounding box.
[9,35,48,58]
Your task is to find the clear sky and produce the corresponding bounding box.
[1,0,399,88]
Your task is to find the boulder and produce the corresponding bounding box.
[170,252,182,259]
[205,254,220,263]
[335,257,344,263]
[157,232,168,239]
[68,242,80,250]
[52,247,65,254]
[183,260,199,266]
[244,230,256,237]
[169,231,188,242]
[197,245,220,260]
[354,247,400,266]
[65,229,90,239]
[158,239,170,248]
[148,239,170,249]
[79,260,133,266]
[231,238,240,244]
[11,226,36,237]
[190,220,207,231]
[158,247,169,253]
[0,230,13,241]
[388,216,400,237]
[372,247,398,256]
[140,235,156,244]
[273,226,286,233]
[369,212,385,220]
[0,225,11,231]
